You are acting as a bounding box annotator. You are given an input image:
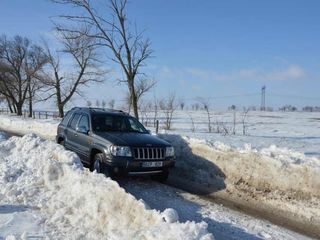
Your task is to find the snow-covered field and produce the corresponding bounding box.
[154,110,320,158]
[0,110,319,238]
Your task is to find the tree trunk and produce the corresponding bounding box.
[132,94,139,120]
[5,97,13,113]
[128,80,139,119]
[58,103,64,118]
[12,102,17,113]
[28,85,33,118]
[56,84,64,118]
[16,103,23,116]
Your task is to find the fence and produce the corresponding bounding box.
[0,108,60,119]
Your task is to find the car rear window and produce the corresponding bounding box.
[60,111,72,126]
[69,113,81,130]
[78,114,89,130]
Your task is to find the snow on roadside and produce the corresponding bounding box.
[0,115,59,139]
[0,132,6,142]
[0,134,212,240]
[163,135,320,198]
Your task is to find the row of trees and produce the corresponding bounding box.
[0,0,155,119]
[0,33,103,117]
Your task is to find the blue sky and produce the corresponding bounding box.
[1,0,320,109]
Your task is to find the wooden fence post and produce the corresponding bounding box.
[156,120,159,134]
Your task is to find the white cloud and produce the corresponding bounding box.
[157,65,307,83]
[263,65,306,81]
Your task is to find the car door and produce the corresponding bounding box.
[75,114,91,163]
[65,113,81,152]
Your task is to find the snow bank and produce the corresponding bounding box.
[0,134,212,240]
[0,132,6,142]
[0,115,59,139]
[161,134,320,199]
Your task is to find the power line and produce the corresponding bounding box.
[182,93,260,101]
[268,93,320,101]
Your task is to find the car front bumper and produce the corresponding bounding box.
[104,156,175,176]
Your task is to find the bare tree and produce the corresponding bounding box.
[101,99,106,108]
[216,120,231,136]
[126,78,156,113]
[159,99,165,111]
[53,0,153,120]
[198,98,212,133]
[41,33,104,117]
[139,99,151,126]
[179,98,185,110]
[108,99,115,109]
[86,100,92,107]
[192,103,200,111]
[188,112,195,132]
[0,35,48,116]
[26,45,49,117]
[232,110,236,135]
[161,93,177,130]
[95,99,100,107]
[153,95,159,127]
[136,78,156,103]
[242,108,250,135]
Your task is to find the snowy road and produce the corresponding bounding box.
[0,177,310,239]
[120,179,309,240]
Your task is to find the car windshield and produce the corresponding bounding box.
[92,114,148,133]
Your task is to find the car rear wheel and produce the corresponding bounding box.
[151,171,169,183]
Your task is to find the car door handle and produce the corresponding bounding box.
[74,133,78,137]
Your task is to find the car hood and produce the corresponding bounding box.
[94,132,171,147]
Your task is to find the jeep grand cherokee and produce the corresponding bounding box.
[56,107,175,182]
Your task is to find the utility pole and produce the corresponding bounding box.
[261,86,266,111]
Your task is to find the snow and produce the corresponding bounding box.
[0,132,7,142]
[0,115,59,140]
[122,180,310,240]
[0,134,212,239]
[153,110,320,157]
[0,111,320,237]
[162,134,320,197]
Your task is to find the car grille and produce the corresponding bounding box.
[133,147,165,160]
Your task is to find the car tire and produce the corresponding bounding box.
[151,171,169,183]
[91,153,110,177]
[59,139,65,147]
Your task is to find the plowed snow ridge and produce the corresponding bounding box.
[161,135,320,198]
[0,134,212,240]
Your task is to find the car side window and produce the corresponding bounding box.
[60,111,72,126]
[78,115,90,131]
[69,113,81,130]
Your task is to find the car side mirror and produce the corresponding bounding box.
[76,126,89,135]
[146,129,151,134]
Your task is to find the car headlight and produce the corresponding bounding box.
[165,146,175,157]
[108,145,132,157]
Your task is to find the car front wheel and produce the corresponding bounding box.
[91,153,109,177]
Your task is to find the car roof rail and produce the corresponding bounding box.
[70,107,82,111]
[88,107,129,115]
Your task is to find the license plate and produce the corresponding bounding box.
[142,162,163,168]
